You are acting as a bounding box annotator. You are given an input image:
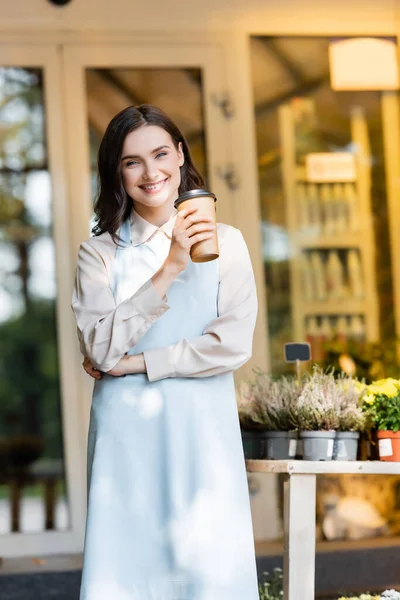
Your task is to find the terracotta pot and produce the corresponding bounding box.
[377,430,400,461]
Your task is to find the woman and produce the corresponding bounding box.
[72,104,259,600]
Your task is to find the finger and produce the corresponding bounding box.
[90,370,102,380]
[84,365,102,380]
[188,232,214,247]
[186,223,216,237]
[175,214,214,235]
[183,214,214,228]
[176,206,199,219]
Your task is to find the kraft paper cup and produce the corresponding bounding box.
[174,189,218,263]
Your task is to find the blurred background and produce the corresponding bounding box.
[1,0,400,598]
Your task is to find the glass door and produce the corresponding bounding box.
[62,40,234,453]
[0,45,85,557]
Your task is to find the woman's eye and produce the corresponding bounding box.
[125,160,139,167]
[155,152,167,159]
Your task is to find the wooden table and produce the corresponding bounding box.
[246,460,400,600]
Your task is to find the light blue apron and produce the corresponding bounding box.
[80,219,259,600]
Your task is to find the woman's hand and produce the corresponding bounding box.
[82,356,102,380]
[165,206,215,274]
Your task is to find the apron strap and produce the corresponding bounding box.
[116,218,131,255]
[112,218,131,296]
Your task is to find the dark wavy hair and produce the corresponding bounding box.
[92,104,205,242]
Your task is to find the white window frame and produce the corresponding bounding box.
[0,44,86,557]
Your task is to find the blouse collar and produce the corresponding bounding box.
[129,208,177,246]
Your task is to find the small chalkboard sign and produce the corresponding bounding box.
[284,343,311,363]
[284,342,311,381]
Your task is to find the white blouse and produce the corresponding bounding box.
[72,209,258,382]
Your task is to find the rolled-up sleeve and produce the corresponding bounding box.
[72,241,169,371]
[143,226,258,382]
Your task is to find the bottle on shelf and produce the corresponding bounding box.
[320,316,334,359]
[336,316,349,343]
[348,315,366,342]
[320,183,335,235]
[305,316,323,361]
[332,183,348,234]
[343,182,360,232]
[310,251,327,301]
[326,250,345,300]
[296,182,309,233]
[300,253,314,300]
[347,249,364,299]
[307,183,322,235]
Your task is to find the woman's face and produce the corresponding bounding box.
[120,125,184,211]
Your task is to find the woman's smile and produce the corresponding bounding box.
[139,177,169,194]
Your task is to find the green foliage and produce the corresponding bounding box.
[258,568,283,600]
[364,393,400,432]
[0,300,63,459]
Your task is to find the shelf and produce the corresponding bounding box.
[295,232,364,249]
[295,165,356,184]
[246,459,400,475]
[300,300,366,315]
[278,102,379,342]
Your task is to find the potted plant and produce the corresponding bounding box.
[243,370,300,460]
[258,568,283,600]
[236,380,269,459]
[361,378,400,461]
[291,366,340,461]
[333,378,366,461]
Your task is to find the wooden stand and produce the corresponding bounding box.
[246,460,400,600]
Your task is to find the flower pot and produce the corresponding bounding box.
[333,431,360,461]
[299,431,336,461]
[377,430,400,462]
[265,431,297,460]
[241,429,268,459]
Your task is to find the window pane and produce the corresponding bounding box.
[250,37,396,375]
[0,67,69,534]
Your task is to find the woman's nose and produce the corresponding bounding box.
[143,164,158,180]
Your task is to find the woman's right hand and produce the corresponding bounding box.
[165,206,215,274]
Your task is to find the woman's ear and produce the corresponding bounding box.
[178,142,184,167]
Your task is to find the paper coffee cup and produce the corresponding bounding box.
[174,189,219,263]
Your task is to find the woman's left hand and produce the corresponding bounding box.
[82,356,103,380]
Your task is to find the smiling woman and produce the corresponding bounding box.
[72,104,260,600]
